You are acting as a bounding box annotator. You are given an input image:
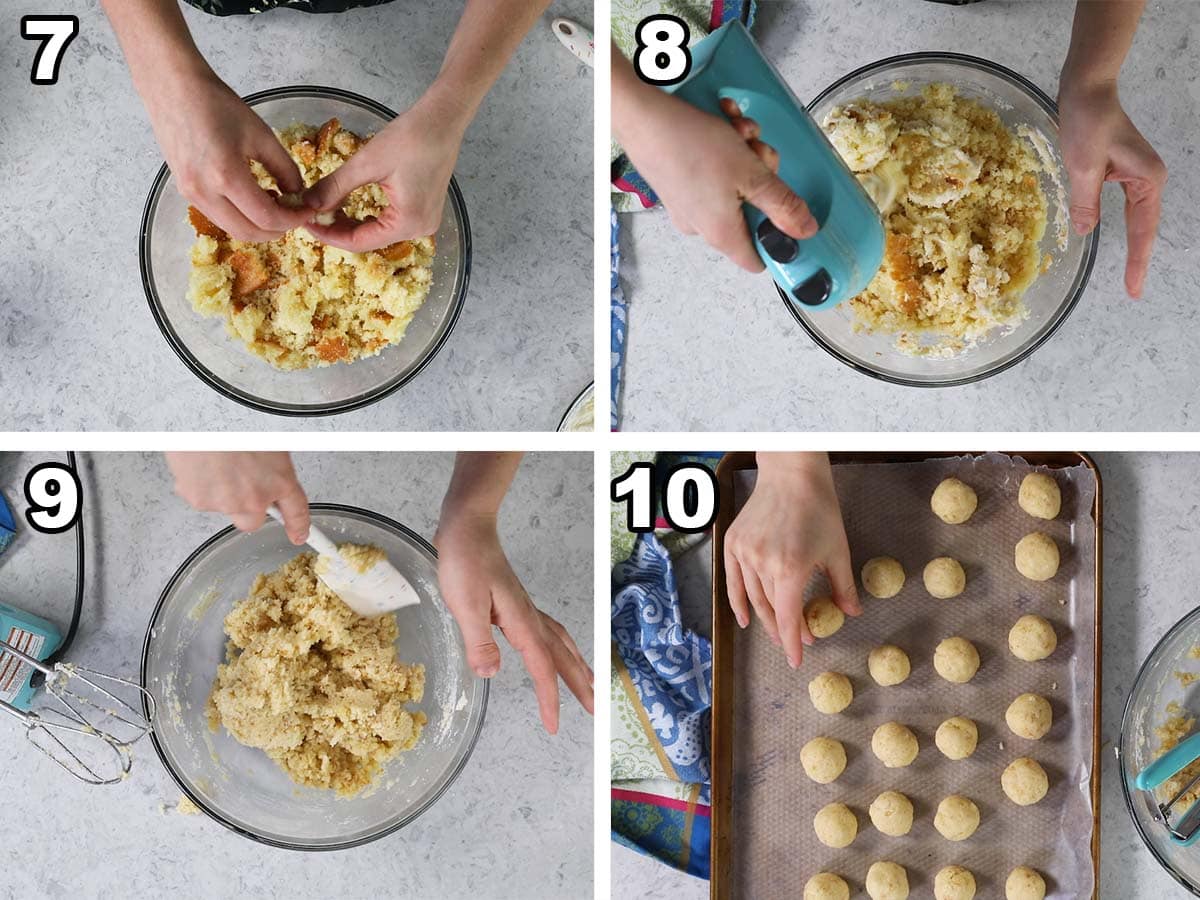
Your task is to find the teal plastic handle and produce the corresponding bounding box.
[1136,730,1200,791]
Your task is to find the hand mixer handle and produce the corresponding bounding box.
[715,85,883,311]
[1136,730,1200,791]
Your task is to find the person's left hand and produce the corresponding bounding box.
[434,512,594,735]
[723,453,861,669]
[1058,78,1167,298]
[302,92,467,253]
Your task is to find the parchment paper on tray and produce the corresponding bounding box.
[726,453,1097,898]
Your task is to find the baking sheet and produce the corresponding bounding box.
[724,453,1097,898]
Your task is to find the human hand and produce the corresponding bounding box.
[723,452,860,668]
[145,72,312,243]
[165,452,310,544]
[1057,78,1166,298]
[434,512,594,734]
[302,92,466,253]
[613,56,817,272]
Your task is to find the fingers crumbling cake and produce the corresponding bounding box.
[186,118,436,371]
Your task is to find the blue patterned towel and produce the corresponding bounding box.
[611,532,713,877]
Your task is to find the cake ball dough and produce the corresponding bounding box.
[934,636,981,683]
[806,596,845,639]
[1006,693,1052,740]
[934,795,980,841]
[801,737,847,784]
[1015,532,1060,581]
[869,790,914,836]
[1002,757,1049,806]
[872,722,919,768]
[1005,867,1047,900]
[931,477,978,524]
[863,557,906,598]
[814,802,858,848]
[805,873,850,900]
[1009,614,1057,661]
[1019,473,1061,520]
[935,716,979,760]
[935,866,977,900]
[809,672,854,714]
[866,861,909,900]
[868,644,911,686]
[924,557,966,599]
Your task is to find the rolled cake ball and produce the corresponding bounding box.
[805,596,845,639]
[862,556,906,598]
[934,636,980,684]
[801,737,847,784]
[872,722,919,768]
[868,644,911,686]
[1009,614,1057,661]
[924,557,966,599]
[809,671,854,715]
[1006,693,1052,740]
[934,794,980,841]
[1019,473,1061,520]
[931,477,978,524]
[935,716,979,760]
[1015,532,1060,581]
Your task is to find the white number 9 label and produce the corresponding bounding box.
[633,15,692,86]
[23,463,81,534]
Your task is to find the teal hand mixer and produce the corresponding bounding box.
[0,480,155,785]
[1135,730,1200,845]
[664,21,884,309]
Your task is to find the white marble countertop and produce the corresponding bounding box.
[611,452,1196,899]
[0,451,592,899]
[616,0,1198,432]
[0,0,592,431]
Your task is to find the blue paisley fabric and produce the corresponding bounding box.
[611,209,626,431]
[612,532,713,784]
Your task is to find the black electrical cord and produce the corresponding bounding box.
[42,451,85,666]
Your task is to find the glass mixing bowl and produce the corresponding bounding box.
[788,53,1098,386]
[1120,605,1200,894]
[141,504,487,850]
[141,86,471,416]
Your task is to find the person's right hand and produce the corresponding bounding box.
[145,73,313,243]
[615,85,817,272]
[165,452,310,544]
[723,453,860,668]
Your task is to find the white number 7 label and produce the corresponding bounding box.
[21,15,79,86]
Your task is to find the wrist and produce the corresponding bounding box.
[418,77,478,137]
[755,452,829,494]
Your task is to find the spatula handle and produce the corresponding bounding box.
[266,505,338,558]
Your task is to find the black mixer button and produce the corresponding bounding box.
[793,269,833,306]
[756,219,798,264]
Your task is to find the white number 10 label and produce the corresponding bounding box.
[611,462,718,534]
[21,15,79,86]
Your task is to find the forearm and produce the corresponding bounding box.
[611,45,674,147]
[1061,0,1147,89]
[425,0,552,131]
[100,0,212,102]
[440,452,525,523]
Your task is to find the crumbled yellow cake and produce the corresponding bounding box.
[186,119,436,370]
[206,548,426,796]
[823,84,1049,355]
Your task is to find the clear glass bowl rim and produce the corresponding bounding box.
[782,51,1100,388]
[139,84,472,417]
[1120,603,1200,895]
[138,502,489,852]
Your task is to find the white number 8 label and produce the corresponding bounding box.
[23,463,82,534]
[21,15,79,86]
[611,462,718,534]
[633,15,692,86]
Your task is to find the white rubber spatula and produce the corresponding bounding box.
[267,505,421,617]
